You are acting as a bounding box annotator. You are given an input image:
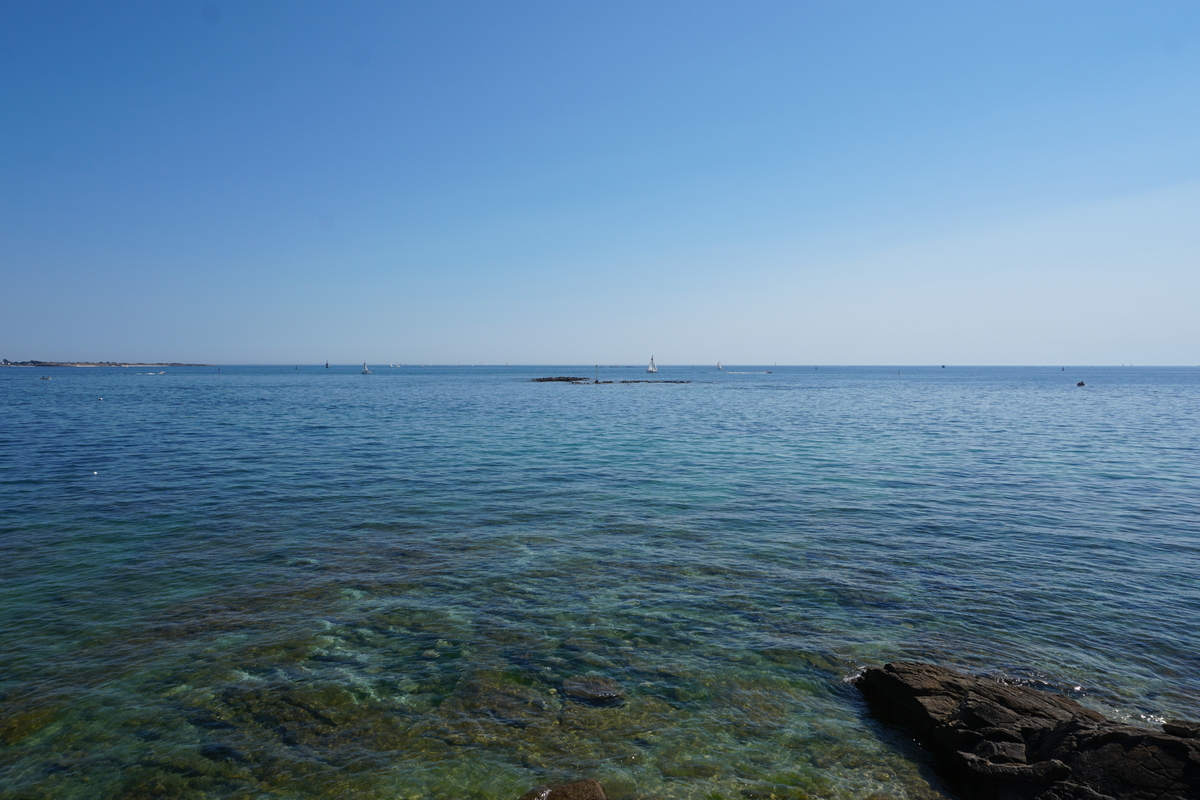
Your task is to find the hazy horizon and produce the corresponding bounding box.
[3,2,1198,365]
[3,360,1190,369]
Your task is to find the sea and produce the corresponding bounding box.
[1,364,1198,800]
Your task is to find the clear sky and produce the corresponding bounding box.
[3,1,1198,365]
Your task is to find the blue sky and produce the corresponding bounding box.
[3,1,1198,365]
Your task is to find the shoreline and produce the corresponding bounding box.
[1,361,213,368]
[856,662,1200,800]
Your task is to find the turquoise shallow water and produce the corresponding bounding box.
[2,365,1198,800]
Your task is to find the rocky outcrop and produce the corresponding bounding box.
[518,779,607,800]
[562,675,626,707]
[855,661,1200,800]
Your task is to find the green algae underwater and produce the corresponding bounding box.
[2,537,950,800]
[3,365,1199,799]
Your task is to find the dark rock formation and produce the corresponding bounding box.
[855,661,1200,800]
[562,674,625,707]
[519,779,607,800]
[1164,721,1200,739]
[532,376,589,382]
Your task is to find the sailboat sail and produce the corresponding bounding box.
[362,362,371,374]
[717,361,722,370]
[647,356,658,374]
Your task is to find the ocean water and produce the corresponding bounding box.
[1,364,1198,800]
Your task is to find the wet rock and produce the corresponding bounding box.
[519,778,607,800]
[856,661,1200,800]
[1164,720,1200,739]
[562,675,625,706]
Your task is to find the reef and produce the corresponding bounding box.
[855,661,1200,800]
[530,377,691,384]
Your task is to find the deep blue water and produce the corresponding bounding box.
[2,364,1198,799]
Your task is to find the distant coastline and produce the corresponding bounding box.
[1,360,213,367]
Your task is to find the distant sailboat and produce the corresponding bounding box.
[361,362,371,374]
[717,361,722,370]
[325,361,329,368]
[647,356,658,374]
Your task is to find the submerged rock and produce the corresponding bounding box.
[561,674,625,706]
[855,661,1200,800]
[199,742,246,762]
[518,778,607,800]
[0,700,59,745]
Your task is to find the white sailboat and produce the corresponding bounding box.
[647,356,658,374]
[361,362,371,374]
[717,361,722,370]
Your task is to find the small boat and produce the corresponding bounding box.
[647,356,658,374]
[362,362,371,374]
[717,361,722,370]
[325,361,329,368]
